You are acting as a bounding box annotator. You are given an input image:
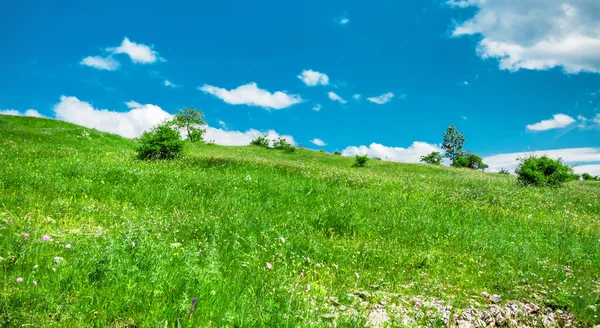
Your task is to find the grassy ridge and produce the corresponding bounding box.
[1,115,599,326]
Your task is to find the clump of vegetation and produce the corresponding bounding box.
[333,151,342,156]
[441,125,488,171]
[272,137,296,153]
[582,173,600,181]
[515,155,577,187]
[353,154,369,167]
[135,122,184,160]
[420,151,443,165]
[372,157,382,161]
[498,168,510,175]
[452,153,489,171]
[250,134,270,148]
[168,108,206,142]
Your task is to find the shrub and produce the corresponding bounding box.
[319,150,325,153]
[498,168,510,175]
[515,156,577,187]
[353,154,369,167]
[581,173,600,181]
[250,134,270,148]
[372,157,382,161]
[136,122,184,160]
[168,108,206,142]
[420,151,443,165]
[272,137,296,153]
[333,151,342,156]
[452,153,489,171]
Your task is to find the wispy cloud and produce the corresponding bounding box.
[164,80,179,88]
[310,138,327,146]
[312,104,322,112]
[108,37,164,64]
[328,91,347,104]
[340,18,350,25]
[199,82,302,110]
[526,114,576,131]
[367,92,395,105]
[80,56,120,71]
[297,70,329,86]
[353,94,361,100]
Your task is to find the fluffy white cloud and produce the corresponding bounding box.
[53,96,172,138]
[367,92,395,105]
[199,82,302,110]
[483,148,600,174]
[297,70,329,86]
[204,127,296,146]
[80,56,120,71]
[340,18,350,25]
[310,138,327,146]
[526,114,576,131]
[108,37,163,64]
[328,91,347,104]
[449,0,600,73]
[312,104,322,112]
[353,94,361,100]
[342,142,442,163]
[0,109,46,118]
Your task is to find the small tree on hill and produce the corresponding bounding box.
[250,134,270,148]
[420,151,443,165]
[334,151,342,156]
[168,108,206,142]
[498,168,510,175]
[272,137,295,153]
[442,125,465,165]
[353,154,369,167]
[136,122,184,160]
[452,153,489,171]
[515,156,577,187]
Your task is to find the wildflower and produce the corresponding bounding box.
[170,242,182,248]
[42,235,51,241]
[32,280,37,286]
[16,278,23,283]
[453,313,459,319]
[53,257,65,264]
[23,233,30,239]
[306,284,311,292]
[415,301,421,308]
[189,297,197,319]
[33,265,38,269]
[52,268,56,272]
[210,290,216,296]
[266,262,272,270]
[306,257,310,264]
[280,237,285,243]
[355,272,360,279]
[65,244,71,249]
[333,264,339,270]
[131,241,135,247]
[300,272,305,278]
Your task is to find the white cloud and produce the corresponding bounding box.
[463,81,469,85]
[461,115,468,120]
[312,104,322,112]
[353,94,361,100]
[328,91,347,104]
[297,70,329,86]
[449,0,600,73]
[573,164,600,176]
[342,142,442,162]
[594,113,600,125]
[0,109,46,118]
[80,56,120,71]
[311,138,327,146]
[204,127,296,146]
[483,148,600,173]
[340,18,350,25]
[108,37,163,64]
[53,96,172,139]
[164,80,178,88]
[367,92,395,105]
[199,82,302,110]
[526,114,576,131]
[218,120,227,128]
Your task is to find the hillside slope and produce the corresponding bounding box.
[1,115,599,327]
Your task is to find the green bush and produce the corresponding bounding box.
[333,151,342,156]
[272,137,296,153]
[420,151,443,165]
[581,173,600,181]
[250,134,270,148]
[452,153,489,171]
[498,168,510,175]
[136,122,184,160]
[515,156,577,187]
[353,154,369,167]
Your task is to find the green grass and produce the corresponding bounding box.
[1,115,599,327]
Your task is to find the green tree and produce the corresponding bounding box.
[442,125,465,164]
[420,151,443,165]
[169,108,206,142]
[452,153,489,171]
[136,122,184,160]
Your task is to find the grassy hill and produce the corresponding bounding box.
[1,115,599,327]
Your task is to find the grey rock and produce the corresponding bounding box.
[489,294,502,304]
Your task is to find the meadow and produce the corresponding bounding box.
[1,115,599,327]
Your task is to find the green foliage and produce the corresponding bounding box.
[135,122,184,160]
[498,168,510,175]
[581,173,600,181]
[442,125,465,163]
[168,108,206,142]
[272,137,296,153]
[333,151,342,156]
[250,134,270,148]
[515,156,577,187]
[420,151,443,165]
[452,153,489,171]
[372,157,382,161]
[353,154,369,167]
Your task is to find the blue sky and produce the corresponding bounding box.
[1,0,600,174]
